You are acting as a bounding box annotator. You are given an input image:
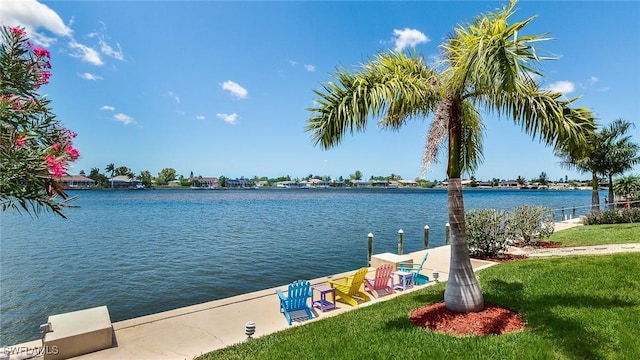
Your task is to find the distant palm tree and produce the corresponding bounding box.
[613,175,640,203]
[555,125,601,211]
[105,163,115,188]
[556,119,639,210]
[600,119,640,208]
[306,0,593,312]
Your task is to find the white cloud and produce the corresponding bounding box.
[196,115,205,120]
[0,0,72,47]
[168,91,180,104]
[590,76,599,84]
[80,72,103,80]
[289,60,299,65]
[114,113,135,125]
[304,64,316,72]
[221,81,248,99]
[99,37,124,61]
[393,28,429,52]
[101,105,115,111]
[69,40,103,65]
[1,0,125,68]
[545,80,575,94]
[216,113,238,124]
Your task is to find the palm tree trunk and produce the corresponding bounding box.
[443,97,484,312]
[608,173,615,210]
[444,178,485,312]
[591,172,600,212]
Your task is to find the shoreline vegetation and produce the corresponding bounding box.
[60,169,607,192]
[66,185,602,191]
[60,177,603,192]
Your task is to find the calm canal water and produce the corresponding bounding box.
[0,187,601,345]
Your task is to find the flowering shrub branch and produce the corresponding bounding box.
[1,26,80,218]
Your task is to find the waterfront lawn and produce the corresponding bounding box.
[197,253,640,360]
[549,223,640,247]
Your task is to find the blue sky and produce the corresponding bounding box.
[2,0,639,182]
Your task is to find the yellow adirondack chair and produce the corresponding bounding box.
[328,267,371,307]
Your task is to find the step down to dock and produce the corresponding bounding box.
[43,305,113,360]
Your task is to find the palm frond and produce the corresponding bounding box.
[459,101,485,175]
[306,52,439,150]
[441,0,554,102]
[422,100,449,175]
[484,79,595,150]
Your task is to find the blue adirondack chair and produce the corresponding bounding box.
[398,252,430,285]
[276,279,314,325]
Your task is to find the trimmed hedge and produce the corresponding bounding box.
[583,208,640,225]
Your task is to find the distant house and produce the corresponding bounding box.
[351,180,372,187]
[58,175,95,189]
[398,180,418,187]
[275,181,301,188]
[226,178,252,188]
[109,175,142,189]
[499,180,520,188]
[191,177,220,189]
[254,180,269,188]
[299,179,331,188]
[352,180,390,187]
[476,181,493,188]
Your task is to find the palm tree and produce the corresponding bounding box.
[600,119,640,208]
[306,0,594,312]
[105,163,115,188]
[613,174,640,203]
[556,119,639,210]
[555,131,601,211]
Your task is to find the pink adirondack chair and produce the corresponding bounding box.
[363,263,394,298]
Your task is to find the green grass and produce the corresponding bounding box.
[549,223,640,246]
[197,224,640,360]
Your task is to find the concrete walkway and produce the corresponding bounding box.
[510,218,640,257]
[525,243,640,257]
[4,218,638,360]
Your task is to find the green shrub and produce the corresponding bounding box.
[583,208,640,225]
[507,205,555,246]
[465,208,511,258]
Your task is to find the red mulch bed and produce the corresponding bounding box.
[409,241,563,336]
[410,302,526,336]
[527,241,563,249]
[477,241,564,263]
[483,254,529,263]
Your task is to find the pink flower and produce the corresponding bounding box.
[32,47,50,59]
[8,27,25,37]
[45,154,66,179]
[63,129,78,140]
[37,71,51,86]
[12,98,22,110]
[15,135,27,147]
[65,145,80,161]
[51,142,60,151]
